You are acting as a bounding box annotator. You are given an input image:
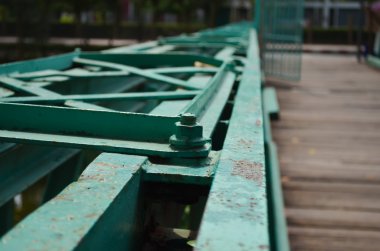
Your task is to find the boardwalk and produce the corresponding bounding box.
[271,54,380,251]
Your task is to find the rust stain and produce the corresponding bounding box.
[85,213,98,219]
[232,160,263,186]
[95,162,120,169]
[210,191,264,222]
[54,194,73,201]
[259,245,269,250]
[82,173,107,182]
[256,119,262,126]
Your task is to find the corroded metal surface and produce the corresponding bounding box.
[196,30,269,251]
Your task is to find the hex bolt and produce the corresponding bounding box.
[180,113,197,126]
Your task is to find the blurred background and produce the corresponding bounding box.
[0,0,379,62]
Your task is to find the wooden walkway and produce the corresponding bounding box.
[271,54,380,251]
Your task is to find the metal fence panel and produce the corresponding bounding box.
[258,0,304,81]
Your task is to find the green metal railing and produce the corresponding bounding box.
[256,0,304,81]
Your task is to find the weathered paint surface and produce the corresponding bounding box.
[196,30,270,251]
[0,153,146,251]
[143,151,220,185]
[0,21,284,251]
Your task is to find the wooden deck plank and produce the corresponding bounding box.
[289,227,380,251]
[271,54,380,250]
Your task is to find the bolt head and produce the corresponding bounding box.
[180,113,197,125]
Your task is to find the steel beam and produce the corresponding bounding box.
[196,30,270,251]
[263,87,290,251]
[0,91,200,104]
[74,57,202,90]
[0,153,147,251]
[0,51,79,75]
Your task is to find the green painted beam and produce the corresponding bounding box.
[10,67,217,81]
[0,77,61,97]
[265,141,290,251]
[159,36,247,50]
[79,53,223,69]
[0,130,211,158]
[0,153,147,251]
[197,71,235,138]
[0,91,200,104]
[214,46,237,60]
[0,102,177,142]
[63,100,112,111]
[0,51,79,75]
[263,87,289,251]
[196,30,270,251]
[74,57,201,90]
[181,61,235,117]
[10,70,130,80]
[0,77,110,111]
[150,67,218,75]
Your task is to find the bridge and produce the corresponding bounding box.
[0,0,379,250]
